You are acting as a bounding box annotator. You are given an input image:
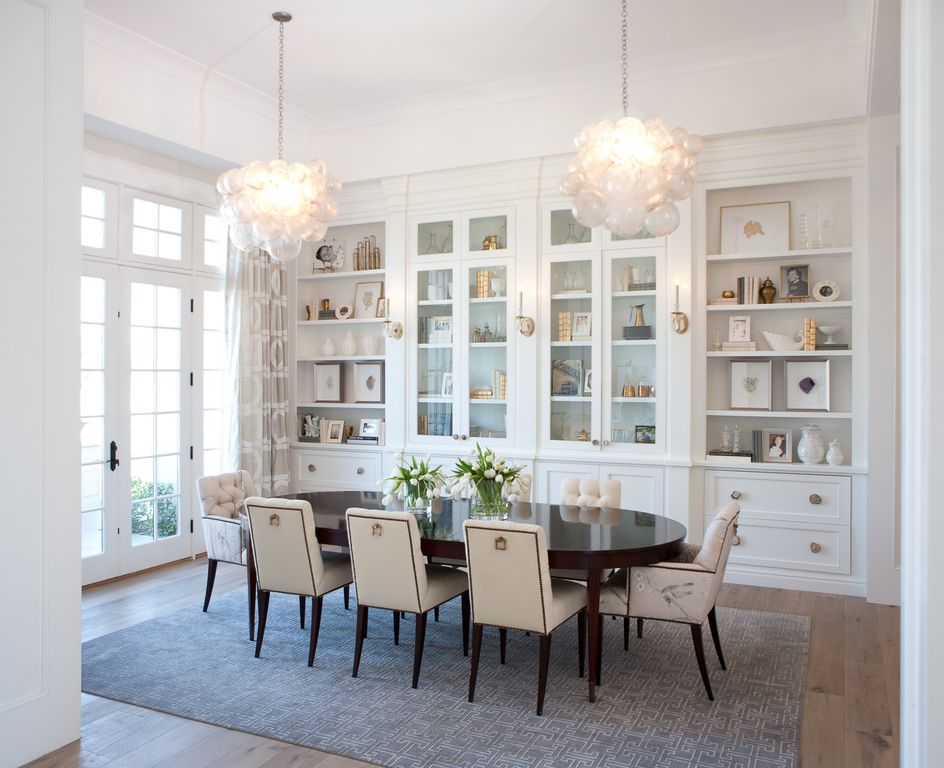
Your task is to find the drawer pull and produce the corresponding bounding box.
[730,490,742,500]
[809,493,822,505]
[810,542,822,554]
[307,464,316,473]
[732,534,741,546]
[460,434,468,441]
[452,433,460,440]
[356,467,365,475]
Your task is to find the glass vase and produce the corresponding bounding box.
[470,480,508,519]
[403,492,432,517]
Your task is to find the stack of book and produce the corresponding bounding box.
[804,317,817,351]
[709,297,739,306]
[720,340,757,352]
[735,276,757,304]
[622,326,653,340]
[558,312,572,341]
[706,449,753,463]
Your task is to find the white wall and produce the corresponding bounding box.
[0,0,83,766]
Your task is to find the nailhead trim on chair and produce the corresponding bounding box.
[247,502,319,597]
[347,511,424,613]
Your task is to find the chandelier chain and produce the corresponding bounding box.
[277,19,285,160]
[620,0,628,117]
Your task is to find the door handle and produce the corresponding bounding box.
[109,440,120,472]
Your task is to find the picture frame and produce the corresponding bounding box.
[571,311,592,340]
[353,281,383,318]
[784,359,831,411]
[313,362,342,402]
[551,358,583,396]
[429,316,452,344]
[335,303,353,320]
[353,362,384,403]
[441,372,454,397]
[359,418,382,437]
[720,201,791,254]
[728,315,751,342]
[730,360,772,410]
[634,424,656,444]
[812,280,840,302]
[325,419,344,444]
[583,368,593,395]
[376,296,388,318]
[780,264,811,299]
[762,428,792,462]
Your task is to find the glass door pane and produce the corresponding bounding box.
[466,264,509,440]
[415,267,455,439]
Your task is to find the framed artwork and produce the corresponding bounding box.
[812,280,839,302]
[720,201,791,254]
[728,315,751,342]
[762,428,792,462]
[583,368,593,395]
[730,360,772,410]
[359,418,382,437]
[325,419,345,444]
[313,363,342,402]
[335,303,353,320]
[429,316,452,344]
[376,297,388,318]
[780,264,811,299]
[571,311,592,340]
[784,359,830,411]
[634,425,656,444]
[551,358,583,396]
[353,362,384,403]
[354,281,383,318]
[441,372,454,396]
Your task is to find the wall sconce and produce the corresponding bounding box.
[383,299,403,340]
[515,291,535,337]
[671,280,689,334]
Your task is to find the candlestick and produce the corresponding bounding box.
[674,280,680,310]
[519,291,523,315]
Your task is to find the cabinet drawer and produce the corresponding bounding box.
[713,517,850,575]
[294,450,381,490]
[706,470,850,525]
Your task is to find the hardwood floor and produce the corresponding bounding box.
[27,560,899,767]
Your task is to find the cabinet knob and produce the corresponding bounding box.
[809,493,822,505]
[730,490,742,500]
[460,434,468,441]
[307,464,316,473]
[591,439,600,446]
[356,467,365,475]
[602,439,610,447]
[452,433,460,440]
[732,534,741,546]
[810,542,822,554]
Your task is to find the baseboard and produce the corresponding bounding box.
[724,566,867,597]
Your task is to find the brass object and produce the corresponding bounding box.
[732,534,741,546]
[305,304,312,320]
[631,304,647,326]
[810,542,822,553]
[320,299,330,311]
[671,310,689,334]
[494,536,507,551]
[269,513,280,526]
[576,428,590,442]
[721,290,736,299]
[483,234,499,250]
[760,276,777,304]
[809,493,822,505]
[372,523,383,536]
[622,385,636,397]
[476,269,491,298]
[637,384,651,398]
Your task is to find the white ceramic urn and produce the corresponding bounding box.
[826,439,844,466]
[797,425,827,464]
[341,331,357,356]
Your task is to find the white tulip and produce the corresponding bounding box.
[484,468,496,479]
[382,495,392,504]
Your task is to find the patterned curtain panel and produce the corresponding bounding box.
[225,247,290,496]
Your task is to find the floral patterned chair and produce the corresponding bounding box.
[599,502,740,700]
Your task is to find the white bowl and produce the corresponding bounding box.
[761,330,804,351]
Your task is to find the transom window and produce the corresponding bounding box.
[132,197,184,261]
[81,186,107,250]
[202,213,227,269]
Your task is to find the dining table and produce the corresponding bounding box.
[243,490,687,702]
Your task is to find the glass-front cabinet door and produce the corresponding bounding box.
[413,265,457,442]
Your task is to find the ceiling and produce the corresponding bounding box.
[84,0,864,119]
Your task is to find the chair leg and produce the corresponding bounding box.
[468,624,484,702]
[412,612,428,689]
[536,633,552,716]
[577,609,586,678]
[352,605,368,678]
[596,614,604,687]
[203,559,218,612]
[623,617,629,650]
[344,584,350,610]
[707,606,727,670]
[434,606,440,622]
[637,617,644,638]
[499,627,507,665]
[307,595,323,667]
[247,556,257,642]
[254,589,270,658]
[299,595,306,629]
[460,592,470,657]
[393,610,400,645]
[691,622,714,701]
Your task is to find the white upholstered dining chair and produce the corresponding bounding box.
[599,502,740,700]
[559,477,622,507]
[505,473,533,503]
[245,497,353,666]
[463,519,588,715]
[346,508,469,688]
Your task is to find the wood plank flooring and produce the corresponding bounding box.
[27,560,899,768]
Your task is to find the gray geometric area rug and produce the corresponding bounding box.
[83,589,809,768]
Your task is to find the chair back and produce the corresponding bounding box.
[197,470,255,519]
[463,519,553,634]
[245,497,324,597]
[346,508,428,613]
[559,477,621,507]
[506,473,533,503]
[696,502,740,608]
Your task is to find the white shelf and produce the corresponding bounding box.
[298,268,386,282]
[418,299,453,306]
[298,355,384,363]
[706,247,852,264]
[612,290,657,298]
[612,339,656,347]
[292,441,384,452]
[469,398,508,405]
[706,409,852,419]
[298,318,385,327]
[551,292,592,300]
[551,340,591,347]
[611,396,657,403]
[298,402,386,410]
[707,300,852,312]
[695,459,866,475]
[469,297,507,304]
[550,395,592,402]
[417,396,452,403]
[418,342,453,349]
[706,350,852,357]
[469,341,507,348]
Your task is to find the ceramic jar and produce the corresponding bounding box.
[826,439,844,466]
[797,424,827,464]
[341,331,357,356]
[321,336,336,356]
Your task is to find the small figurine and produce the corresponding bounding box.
[721,424,732,453]
[733,424,741,453]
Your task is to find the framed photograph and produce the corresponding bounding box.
[353,362,384,403]
[583,368,593,395]
[354,281,383,318]
[551,358,583,396]
[634,425,656,444]
[335,303,353,320]
[730,360,772,410]
[313,363,342,402]
[429,316,452,344]
[780,264,811,299]
[376,296,388,318]
[720,201,791,254]
[812,280,840,302]
[763,428,792,462]
[728,315,751,342]
[571,311,592,340]
[359,418,382,437]
[784,359,830,411]
[441,372,454,397]
[326,419,344,444]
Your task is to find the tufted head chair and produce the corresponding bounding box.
[505,473,533,503]
[559,478,621,508]
[196,470,255,566]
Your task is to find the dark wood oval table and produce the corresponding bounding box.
[244,490,687,702]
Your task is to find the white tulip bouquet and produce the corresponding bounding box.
[448,443,526,517]
[379,453,446,510]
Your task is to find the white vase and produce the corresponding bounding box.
[362,335,378,356]
[797,425,827,464]
[826,439,844,466]
[341,331,357,356]
[321,336,336,356]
